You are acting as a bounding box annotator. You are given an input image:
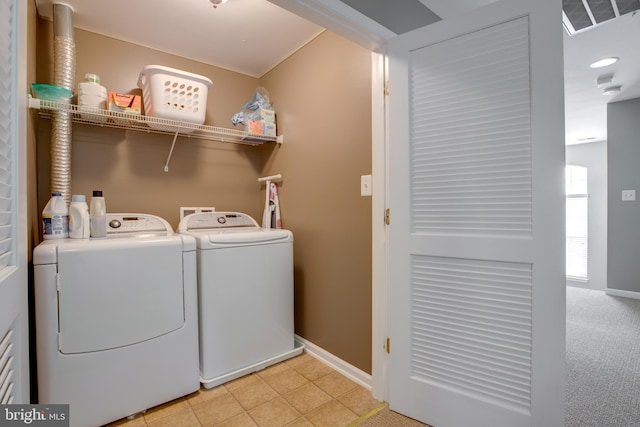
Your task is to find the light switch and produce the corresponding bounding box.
[622,190,636,201]
[361,175,372,197]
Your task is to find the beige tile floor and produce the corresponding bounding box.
[108,353,384,427]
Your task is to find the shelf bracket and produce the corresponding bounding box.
[164,127,181,172]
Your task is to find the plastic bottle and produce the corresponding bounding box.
[89,190,107,238]
[42,192,68,239]
[69,194,90,239]
[78,73,108,122]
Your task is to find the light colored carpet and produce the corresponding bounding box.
[566,286,640,426]
[351,287,640,426]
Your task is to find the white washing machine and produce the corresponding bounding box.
[178,212,303,389]
[34,214,200,427]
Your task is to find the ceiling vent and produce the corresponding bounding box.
[563,0,640,35]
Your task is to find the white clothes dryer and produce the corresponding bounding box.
[178,212,303,389]
[34,214,199,427]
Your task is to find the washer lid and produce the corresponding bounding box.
[178,212,259,232]
[205,228,292,245]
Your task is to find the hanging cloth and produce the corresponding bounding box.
[262,183,270,228]
[262,181,282,229]
[269,182,282,229]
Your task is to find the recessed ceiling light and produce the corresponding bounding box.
[603,85,622,95]
[590,57,619,68]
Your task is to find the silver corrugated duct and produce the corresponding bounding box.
[52,3,75,204]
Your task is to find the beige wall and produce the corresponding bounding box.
[32,22,372,373]
[260,32,373,372]
[36,22,263,227]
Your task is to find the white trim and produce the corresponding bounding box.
[370,50,387,402]
[566,277,589,285]
[201,341,305,389]
[605,288,640,300]
[294,335,374,392]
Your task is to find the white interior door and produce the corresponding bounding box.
[387,1,565,426]
[0,0,29,404]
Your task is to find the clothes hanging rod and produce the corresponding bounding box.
[258,174,282,182]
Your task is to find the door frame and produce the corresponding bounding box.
[370,50,387,401]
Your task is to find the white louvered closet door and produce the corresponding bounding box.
[0,0,29,404]
[387,1,565,426]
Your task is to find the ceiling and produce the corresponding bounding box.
[33,0,325,78]
[33,0,640,145]
[563,8,640,145]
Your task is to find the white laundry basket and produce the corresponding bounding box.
[137,65,213,133]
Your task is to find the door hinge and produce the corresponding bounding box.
[384,80,390,96]
[386,337,391,354]
[385,208,390,225]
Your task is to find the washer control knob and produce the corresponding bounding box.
[109,219,122,229]
[217,216,226,224]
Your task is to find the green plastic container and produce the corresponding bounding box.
[31,83,72,103]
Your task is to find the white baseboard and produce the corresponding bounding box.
[605,288,640,300]
[295,334,372,390]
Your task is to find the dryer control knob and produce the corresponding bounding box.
[109,219,122,229]
[217,216,226,224]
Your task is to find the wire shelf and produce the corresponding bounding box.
[28,97,284,146]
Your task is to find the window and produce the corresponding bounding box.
[566,165,588,280]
